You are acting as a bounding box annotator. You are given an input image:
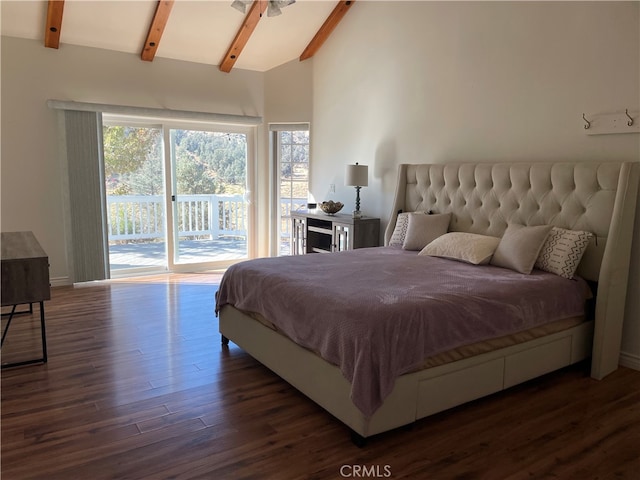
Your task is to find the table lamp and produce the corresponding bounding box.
[345,163,368,218]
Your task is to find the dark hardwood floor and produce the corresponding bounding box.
[2,273,639,479]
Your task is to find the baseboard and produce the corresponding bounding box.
[50,276,72,287]
[619,351,640,371]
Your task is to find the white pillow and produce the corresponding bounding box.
[419,232,501,265]
[389,211,427,247]
[535,227,593,279]
[402,213,451,251]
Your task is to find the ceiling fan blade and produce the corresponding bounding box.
[231,0,250,14]
[267,1,282,17]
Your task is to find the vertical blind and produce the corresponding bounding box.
[64,110,109,282]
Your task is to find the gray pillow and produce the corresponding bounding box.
[402,212,451,251]
[389,211,428,247]
[490,223,553,274]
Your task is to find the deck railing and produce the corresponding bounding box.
[107,194,308,252]
[107,194,247,241]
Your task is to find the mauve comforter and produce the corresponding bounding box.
[215,247,588,417]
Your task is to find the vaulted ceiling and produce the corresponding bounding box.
[0,0,354,72]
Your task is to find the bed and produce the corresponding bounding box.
[216,162,639,444]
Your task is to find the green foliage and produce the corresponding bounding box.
[103,126,247,196]
[103,126,161,178]
[173,130,246,191]
[104,126,163,195]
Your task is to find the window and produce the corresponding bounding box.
[271,125,310,256]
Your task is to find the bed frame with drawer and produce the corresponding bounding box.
[218,162,639,443]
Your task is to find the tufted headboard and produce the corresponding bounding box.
[384,162,639,379]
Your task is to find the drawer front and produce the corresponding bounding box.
[504,336,572,388]
[1,257,50,305]
[416,358,504,419]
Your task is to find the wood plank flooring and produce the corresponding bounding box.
[2,273,639,479]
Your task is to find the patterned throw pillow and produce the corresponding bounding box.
[535,227,593,279]
[389,213,411,247]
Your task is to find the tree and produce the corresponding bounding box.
[103,126,161,177]
[175,146,223,195]
[173,130,246,193]
[103,126,162,195]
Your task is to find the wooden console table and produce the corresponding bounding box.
[1,231,50,368]
[291,210,380,254]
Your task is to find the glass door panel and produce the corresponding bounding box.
[103,124,166,273]
[276,129,309,256]
[170,129,248,265]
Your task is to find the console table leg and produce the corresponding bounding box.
[40,301,48,363]
[1,305,17,346]
[1,302,48,368]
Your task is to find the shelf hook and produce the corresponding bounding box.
[582,113,591,129]
[625,109,634,127]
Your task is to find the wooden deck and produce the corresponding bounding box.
[108,238,247,270]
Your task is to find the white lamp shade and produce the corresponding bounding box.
[345,164,368,187]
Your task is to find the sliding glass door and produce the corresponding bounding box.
[103,117,253,275]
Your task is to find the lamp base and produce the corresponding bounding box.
[353,186,362,219]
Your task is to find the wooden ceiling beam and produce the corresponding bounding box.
[299,0,354,61]
[44,0,65,49]
[141,0,175,61]
[219,0,268,73]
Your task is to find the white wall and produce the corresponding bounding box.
[265,58,313,123]
[310,2,640,364]
[1,37,266,282]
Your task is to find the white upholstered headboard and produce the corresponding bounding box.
[384,162,639,379]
